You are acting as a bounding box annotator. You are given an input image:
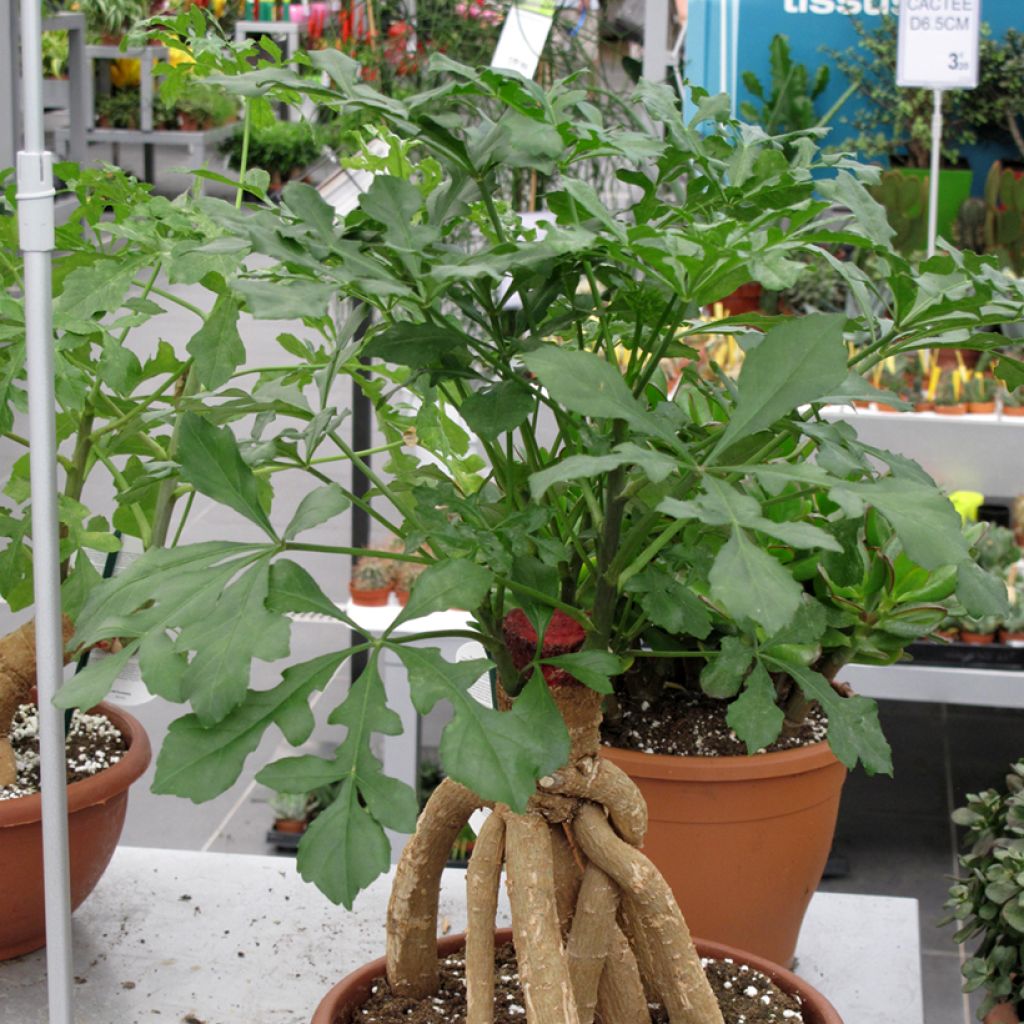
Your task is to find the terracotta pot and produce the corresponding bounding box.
[1004,405,1024,418]
[968,402,997,414]
[719,282,763,317]
[601,741,845,966]
[394,588,409,606]
[875,403,900,413]
[984,1004,1020,1024]
[1000,630,1024,646]
[914,402,934,412]
[311,928,844,1024]
[852,399,871,409]
[960,631,996,645]
[934,403,967,416]
[348,582,391,607]
[0,703,150,960]
[274,817,307,834]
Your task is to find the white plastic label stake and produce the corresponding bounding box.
[491,0,555,79]
[897,0,980,90]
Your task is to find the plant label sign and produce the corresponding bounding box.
[897,0,980,90]
[491,0,556,79]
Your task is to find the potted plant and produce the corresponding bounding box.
[967,371,998,414]
[0,155,291,955]
[79,0,149,41]
[270,791,312,833]
[173,79,237,130]
[945,760,1024,1024]
[999,601,1024,645]
[349,556,393,606]
[959,614,1001,645]
[53,52,1024,1019]
[934,371,969,415]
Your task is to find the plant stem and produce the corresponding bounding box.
[236,98,252,210]
[150,366,198,550]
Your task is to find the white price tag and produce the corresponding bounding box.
[897,0,980,90]
[491,0,555,80]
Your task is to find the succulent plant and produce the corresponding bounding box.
[1001,600,1024,635]
[984,163,1024,276]
[350,556,392,592]
[869,170,929,257]
[954,196,988,255]
[966,373,997,404]
[934,371,966,407]
[958,613,1001,636]
[975,524,1021,574]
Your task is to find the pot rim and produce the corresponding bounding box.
[0,702,151,828]
[311,928,844,1024]
[601,737,842,782]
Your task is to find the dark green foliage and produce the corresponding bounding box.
[740,34,829,135]
[954,197,988,255]
[221,119,324,181]
[945,762,1024,1018]
[869,170,929,257]
[985,163,1024,275]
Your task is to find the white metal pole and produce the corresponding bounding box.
[927,87,942,258]
[16,0,75,1020]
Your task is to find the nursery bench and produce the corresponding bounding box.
[0,846,923,1024]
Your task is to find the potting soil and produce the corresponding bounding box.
[0,703,126,800]
[602,687,827,758]
[352,942,804,1023]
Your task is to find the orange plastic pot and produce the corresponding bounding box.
[0,703,150,960]
[601,741,846,966]
[311,928,844,1024]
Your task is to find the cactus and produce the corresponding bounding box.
[869,170,929,257]
[984,162,1024,275]
[953,197,987,253]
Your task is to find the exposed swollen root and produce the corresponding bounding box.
[386,777,483,997]
[386,664,721,1023]
[466,810,506,1024]
[505,811,580,1024]
[596,925,651,1024]
[574,802,724,1024]
[0,616,76,787]
[566,863,619,1024]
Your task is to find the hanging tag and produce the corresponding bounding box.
[88,648,153,706]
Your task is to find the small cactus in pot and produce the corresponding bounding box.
[349,556,393,606]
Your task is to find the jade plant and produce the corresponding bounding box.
[47,53,1024,1022]
[946,761,1024,1020]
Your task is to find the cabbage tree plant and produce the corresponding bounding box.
[53,55,1024,1023]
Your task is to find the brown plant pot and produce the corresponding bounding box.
[274,817,307,834]
[914,401,934,412]
[1004,406,1024,417]
[934,403,967,416]
[719,282,763,317]
[852,399,871,409]
[984,1004,1020,1024]
[960,630,996,645]
[394,588,409,606]
[601,740,845,966]
[348,582,391,607]
[310,928,845,1024]
[968,402,997,414]
[875,403,900,413]
[0,703,151,960]
[1000,630,1024,645]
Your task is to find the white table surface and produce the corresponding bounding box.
[0,847,922,1024]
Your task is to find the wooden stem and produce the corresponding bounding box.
[505,812,581,1024]
[551,823,583,936]
[596,924,650,1024]
[466,810,506,1024]
[566,863,619,1024]
[574,802,724,1024]
[386,778,482,997]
